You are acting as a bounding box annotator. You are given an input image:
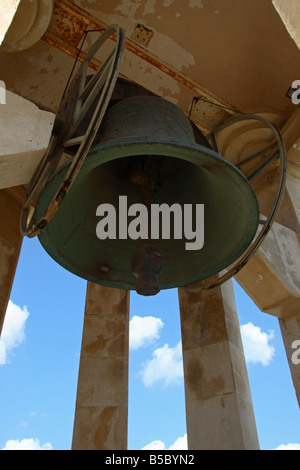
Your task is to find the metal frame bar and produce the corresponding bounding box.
[20,24,125,238]
[186,114,287,290]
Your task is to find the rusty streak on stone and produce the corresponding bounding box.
[42,34,99,71]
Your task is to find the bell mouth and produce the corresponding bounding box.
[35,96,260,292]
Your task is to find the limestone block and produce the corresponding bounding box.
[75,356,128,408]
[236,221,300,319]
[179,281,259,450]
[280,108,300,153]
[72,284,130,450]
[185,394,250,450]
[287,137,300,168]
[279,313,300,405]
[72,405,128,450]
[259,222,300,295]
[182,342,236,403]
[0,90,55,189]
[287,173,300,224]
[80,313,129,359]
[84,286,130,316]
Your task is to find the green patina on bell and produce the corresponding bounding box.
[35,96,259,294]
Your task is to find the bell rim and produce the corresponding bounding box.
[76,135,259,190]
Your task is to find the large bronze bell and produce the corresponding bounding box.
[35,95,259,295]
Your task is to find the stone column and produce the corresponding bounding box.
[279,314,300,406]
[72,282,130,450]
[178,280,259,450]
[0,186,25,334]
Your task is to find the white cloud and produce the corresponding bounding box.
[240,322,275,366]
[275,443,300,450]
[140,341,183,387]
[142,437,300,452]
[142,434,187,450]
[142,439,166,450]
[1,438,53,450]
[169,434,188,450]
[129,315,164,350]
[0,300,30,364]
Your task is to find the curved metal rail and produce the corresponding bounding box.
[20,24,125,238]
[187,114,287,291]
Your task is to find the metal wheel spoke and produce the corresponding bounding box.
[20,24,125,238]
[63,135,85,148]
[80,49,115,101]
[247,151,279,182]
[71,61,89,128]
[236,142,277,168]
[71,59,112,134]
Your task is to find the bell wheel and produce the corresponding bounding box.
[20,24,125,238]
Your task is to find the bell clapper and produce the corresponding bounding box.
[129,155,166,296]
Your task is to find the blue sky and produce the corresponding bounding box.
[0,235,299,450]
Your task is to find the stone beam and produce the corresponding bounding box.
[287,172,300,225]
[0,90,55,190]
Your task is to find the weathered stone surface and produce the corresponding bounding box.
[75,356,128,408]
[0,186,25,333]
[179,280,259,450]
[279,313,300,406]
[72,405,128,451]
[0,90,54,190]
[72,283,129,450]
[273,0,300,50]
